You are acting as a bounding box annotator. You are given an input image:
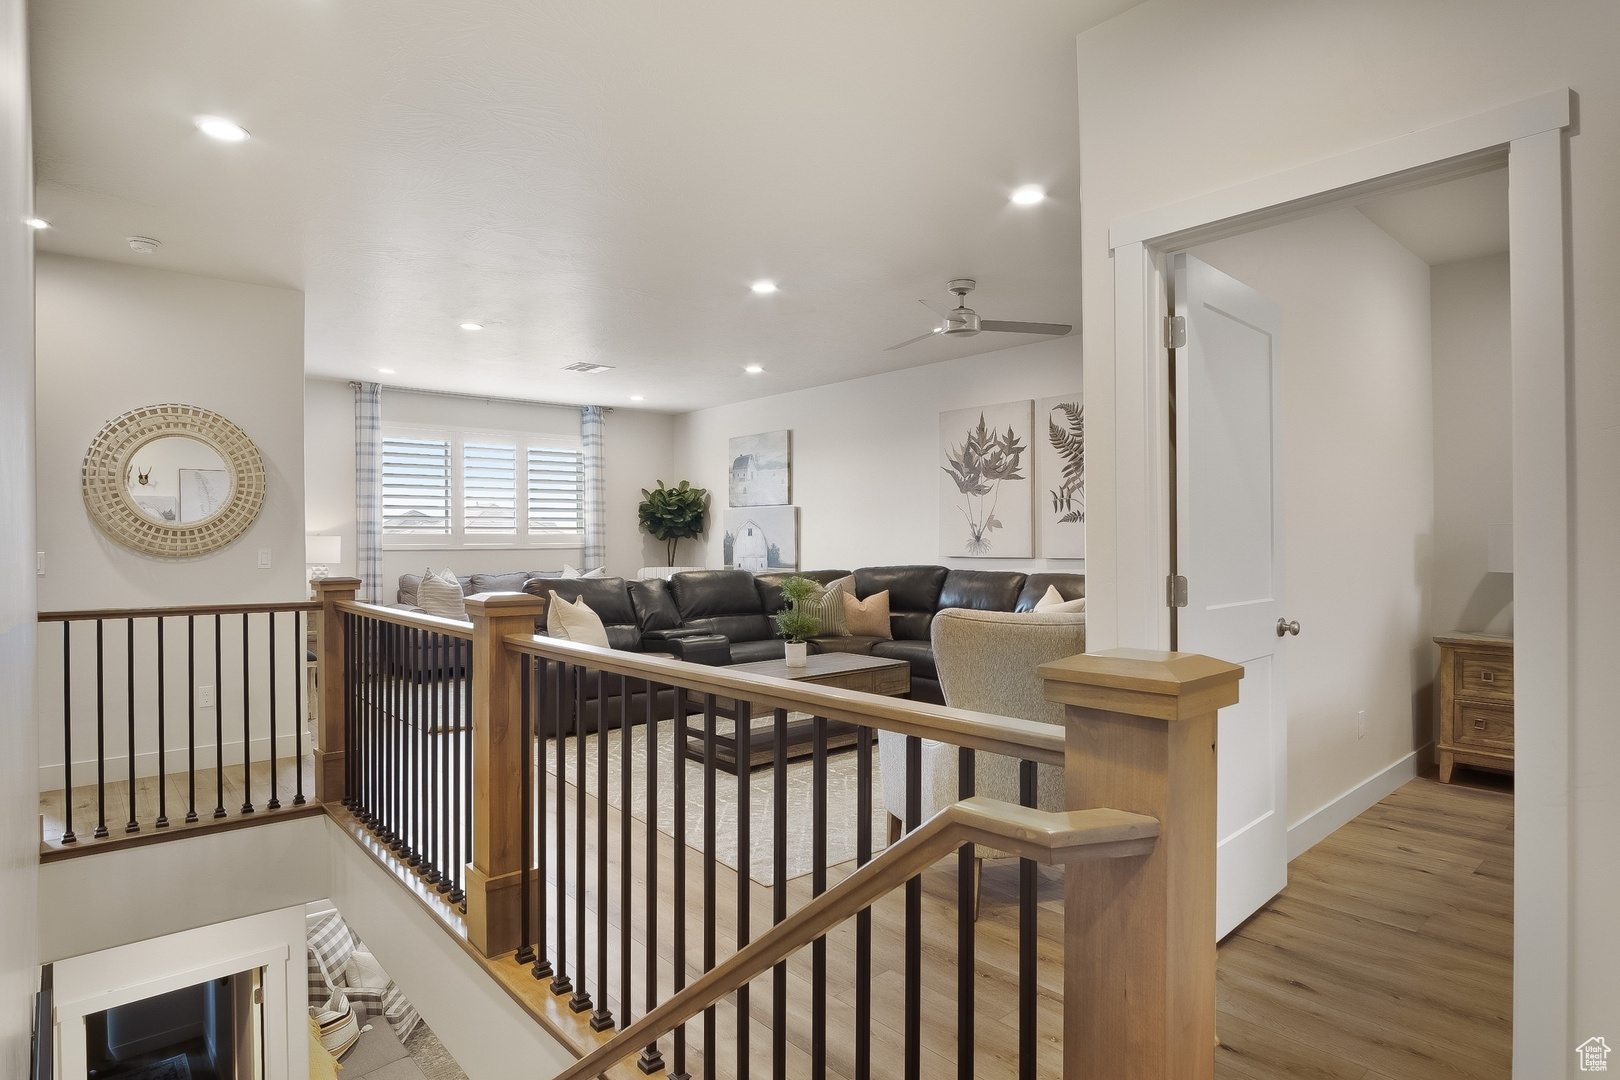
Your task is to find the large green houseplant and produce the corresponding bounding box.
[637,479,710,566]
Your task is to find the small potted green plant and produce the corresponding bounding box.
[637,479,710,566]
[773,575,822,667]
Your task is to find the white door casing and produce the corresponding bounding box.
[1173,253,1288,939]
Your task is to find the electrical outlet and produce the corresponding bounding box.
[257,548,272,569]
[198,684,215,709]
[1357,709,1366,738]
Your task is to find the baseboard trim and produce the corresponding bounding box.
[1287,748,1424,861]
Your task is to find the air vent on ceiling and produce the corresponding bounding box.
[563,362,614,374]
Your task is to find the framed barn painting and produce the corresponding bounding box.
[728,430,790,506]
[723,505,798,571]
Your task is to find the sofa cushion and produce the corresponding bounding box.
[628,578,683,631]
[869,638,937,681]
[890,612,933,641]
[729,638,788,664]
[754,569,854,614]
[670,570,763,619]
[853,565,948,614]
[939,569,1026,612]
[470,571,537,594]
[1015,573,1086,613]
[526,577,638,627]
[681,613,775,643]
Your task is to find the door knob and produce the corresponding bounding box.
[1276,618,1301,637]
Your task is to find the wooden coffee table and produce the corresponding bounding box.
[682,652,910,773]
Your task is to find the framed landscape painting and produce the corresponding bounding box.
[938,400,1033,558]
[1037,394,1085,559]
[724,505,798,571]
[728,430,790,506]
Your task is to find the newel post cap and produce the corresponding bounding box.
[463,591,549,622]
[1040,648,1244,721]
[312,576,362,597]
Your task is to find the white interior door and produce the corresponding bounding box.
[1173,253,1289,940]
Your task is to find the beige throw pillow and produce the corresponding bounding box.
[801,578,851,636]
[546,595,611,648]
[843,589,893,639]
[1034,584,1086,614]
[417,567,467,621]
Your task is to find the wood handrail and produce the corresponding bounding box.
[332,598,478,639]
[38,600,321,622]
[504,632,1069,766]
[552,796,1159,1080]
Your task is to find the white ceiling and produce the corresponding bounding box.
[1356,168,1509,267]
[30,1,1140,412]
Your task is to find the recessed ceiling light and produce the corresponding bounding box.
[376,368,395,374]
[750,281,778,295]
[195,115,250,142]
[459,322,483,331]
[25,217,49,230]
[1010,185,1046,206]
[563,362,614,374]
[629,395,645,402]
[744,364,764,374]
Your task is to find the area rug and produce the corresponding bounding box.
[554,717,889,886]
[403,1021,469,1080]
[115,1055,192,1080]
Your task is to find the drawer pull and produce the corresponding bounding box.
[1474,718,1487,730]
[1481,671,1494,682]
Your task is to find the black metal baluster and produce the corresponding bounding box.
[592,671,616,1032]
[450,631,466,905]
[570,665,592,1014]
[1018,759,1037,1080]
[532,657,552,980]
[213,614,225,820]
[94,619,108,839]
[702,693,718,1080]
[125,617,138,834]
[267,612,281,811]
[671,688,689,1080]
[772,707,788,1080]
[459,643,472,908]
[407,627,421,864]
[517,656,535,966]
[958,747,978,1080]
[240,614,253,815]
[424,632,440,885]
[293,611,306,805]
[60,622,76,844]
[639,680,664,1074]
[855,724,873,1080]
[342,612,355,811]
[390,623,403,847]
[155,617,168,828]
[904,733,922,1080]
[735,696,750,1080]
[812,716,829,1080]
[551,662,572,995]
[186,616,198,824]
[619,674,633,1031]
[360,616,374,822]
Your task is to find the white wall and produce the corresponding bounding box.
[1187,209,1435,835]
[1431,253,1513,636]
[672,335,1085,573]
[0,0,39,1071]
[35,253,306,610]
[1075,1,1618,1066]
[304,378,676,601]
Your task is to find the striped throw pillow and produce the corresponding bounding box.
[801,578,851,637]
[417,567,468,621]
[311,991,361,1060]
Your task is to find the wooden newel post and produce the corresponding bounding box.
[1040,648,1243,1080]
[314,577,362,806]
[463,591,548,958]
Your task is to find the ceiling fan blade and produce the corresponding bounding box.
[979,320,1072,337]
[884,328,944,351]
[920,298,956,319]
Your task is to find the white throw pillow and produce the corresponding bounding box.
[417,567,468,620]
[546,595,611,648]
[342,947,390,991]
[560,564,608,579]
[1034,584,1087,614]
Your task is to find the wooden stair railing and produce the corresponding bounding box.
[553,795,1159,1080]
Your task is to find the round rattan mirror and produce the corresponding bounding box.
[82,403,266,558]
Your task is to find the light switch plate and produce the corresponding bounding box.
[36,552,44,576]
[257,548,272,569]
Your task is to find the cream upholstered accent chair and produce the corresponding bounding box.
[879,608,1086,914]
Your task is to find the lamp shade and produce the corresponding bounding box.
[306,535,342,565]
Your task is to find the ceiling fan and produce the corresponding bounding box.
[886,278,1072,351]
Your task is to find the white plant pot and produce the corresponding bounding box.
[784,642,809,667]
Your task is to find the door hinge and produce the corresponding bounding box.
[1167,574,1188,608]
[1163,315,1186,349]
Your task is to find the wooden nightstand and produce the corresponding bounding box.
[1435,633,1513,783]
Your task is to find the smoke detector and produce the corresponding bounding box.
[126,236,161,255]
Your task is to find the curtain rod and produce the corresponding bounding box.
[347,381,612,412]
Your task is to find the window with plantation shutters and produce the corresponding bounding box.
[382,425,584,547]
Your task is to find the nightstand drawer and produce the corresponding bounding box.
[1453,702,1514,751]
[1457,653,1513,702]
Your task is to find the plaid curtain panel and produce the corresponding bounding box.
[354,382,383,602]
[581,405,606,571]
